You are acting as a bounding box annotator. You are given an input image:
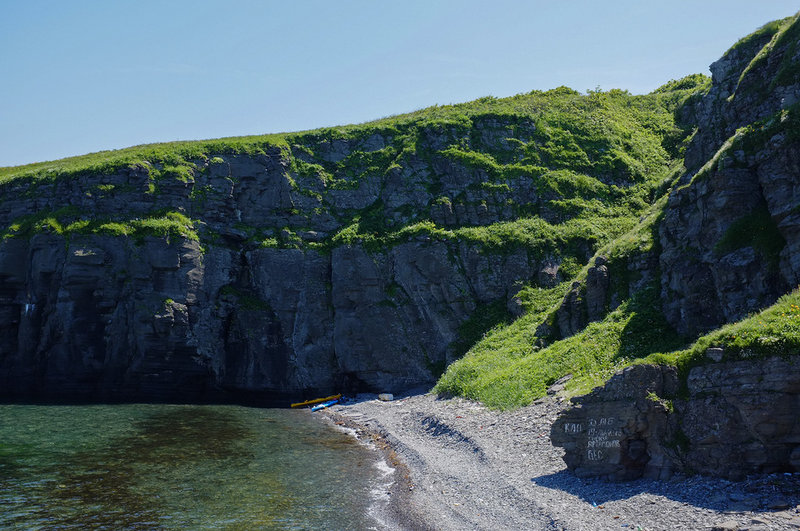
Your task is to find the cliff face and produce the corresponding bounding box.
[1,89,679,401]
[8,13,796,410]
[552,356,800,481]
[0,150,536,400]
[660,15,800,336]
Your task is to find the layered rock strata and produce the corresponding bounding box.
[554,14,800,480]
[552,355,800,480]
[0,125,575,401]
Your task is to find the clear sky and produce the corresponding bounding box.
[1,1,797,167]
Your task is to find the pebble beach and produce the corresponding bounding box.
[323,392,800,531]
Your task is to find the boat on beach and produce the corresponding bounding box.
[310,399,339,412]
[290,394,342,409]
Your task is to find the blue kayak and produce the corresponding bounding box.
[310,399,339,412]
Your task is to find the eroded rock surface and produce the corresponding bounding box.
[0,229,541,401]
[660,16,800,336]
[0,123,556,402]
[551,364,679,481]
[553,356,800,481]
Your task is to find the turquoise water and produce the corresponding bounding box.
[0,404,384,529]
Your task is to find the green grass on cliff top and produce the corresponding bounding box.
[1,76,704,267]
[0,79,703,185]
[0,134,291,185]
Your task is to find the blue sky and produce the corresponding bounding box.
[1,1,797,167]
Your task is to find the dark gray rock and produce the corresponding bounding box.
[658,165,781,336]
[659,17,800,336]
[585,256,609,322]
[684,17,800,170]
[537,257,561,288]
[551,364,679,481]
[552,356,800,481]
[0,221,538,401]
[681,356,800,478]
[556,282,587,338]
[549,255,614,340]
[0,118,551,402]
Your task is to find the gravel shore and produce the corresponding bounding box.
[322,391,800,531]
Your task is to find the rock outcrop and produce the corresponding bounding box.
[661,15,800,336]
[552,355,800,481]
[554,14,800,480]
[548,255,611,339]
[551,364,679,481]
[1,115,604,402]
[0,219,540,402]
[683,16,800,170]
[4,64,694,402]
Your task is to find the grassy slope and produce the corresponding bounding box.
[644,288,800,391]
[1,86,680,180]
[1,79,704,261]
[435,191,686,408]
[1,84,697,259]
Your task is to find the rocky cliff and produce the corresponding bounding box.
[0,87,686,401]
[552,353,800,481]
[5,12,798,439]
[553,14,800,480]
[661,14,800,336]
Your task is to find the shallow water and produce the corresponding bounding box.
[0,404,383,529]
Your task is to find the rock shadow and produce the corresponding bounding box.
[530,470,800,513]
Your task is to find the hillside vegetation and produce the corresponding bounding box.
[439,14,800,408]
[3,14,797,407]
[2,83,698,257]
[0,74,712,401]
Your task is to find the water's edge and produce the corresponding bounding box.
[321,408,429,531]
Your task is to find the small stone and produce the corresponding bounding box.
[710,520,739,531]
[547,374,573,395]
[766,498,791,510]
[378,393,394,402]
[706,347,724,362]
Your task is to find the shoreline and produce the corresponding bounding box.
[322,391,800,530]
[323,408,432,531]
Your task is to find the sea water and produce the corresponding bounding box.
[0,404,385,529]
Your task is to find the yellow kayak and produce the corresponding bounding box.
[290,394,342,408]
